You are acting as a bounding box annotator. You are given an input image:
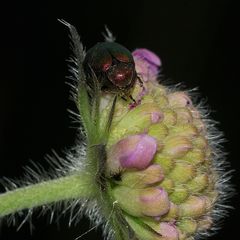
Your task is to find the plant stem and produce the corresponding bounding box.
[0,172,94,217]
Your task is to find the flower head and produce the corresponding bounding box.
[97,48,230,240]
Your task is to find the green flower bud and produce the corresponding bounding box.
[154,155,175,174]
[174,107,193,124]
[168,92,192,108]
[162,108,178,126]
[163,136,192,158]
[113,186,170,217]
[148,123,169,140]
[187,174,209,193]
[161,202,179,221]
[168,162,195,184]
[119,164,164,188]
[179,196,207,217]
[177,219,198,236]
[169,186,189,204]
[108,103,163,145]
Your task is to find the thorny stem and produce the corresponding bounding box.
[0,172,94,217]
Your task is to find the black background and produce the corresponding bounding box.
[0,1,239,239]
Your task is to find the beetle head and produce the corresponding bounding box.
[107,63,135,88]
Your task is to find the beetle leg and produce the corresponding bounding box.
[105,95,117,133]
[137,75,143,87]
[121,95,136,104]
[121,96,127,101]
[129,95,136,103]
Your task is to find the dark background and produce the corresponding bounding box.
[0,1,239,239]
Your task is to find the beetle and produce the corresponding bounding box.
[83,42,140,101]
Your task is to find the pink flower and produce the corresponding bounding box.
[133,48,161,82]
[107,134,157,175]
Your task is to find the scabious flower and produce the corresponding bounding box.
[96,48,231,240]
[133,48,161,82]
[0,22,232,240]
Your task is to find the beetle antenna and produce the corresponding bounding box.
[105,95,117,134]
[103,25,116,42]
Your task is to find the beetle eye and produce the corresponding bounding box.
[102,62,111,72]
[107,63,134,87]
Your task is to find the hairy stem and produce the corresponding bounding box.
[0,172,94,217]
